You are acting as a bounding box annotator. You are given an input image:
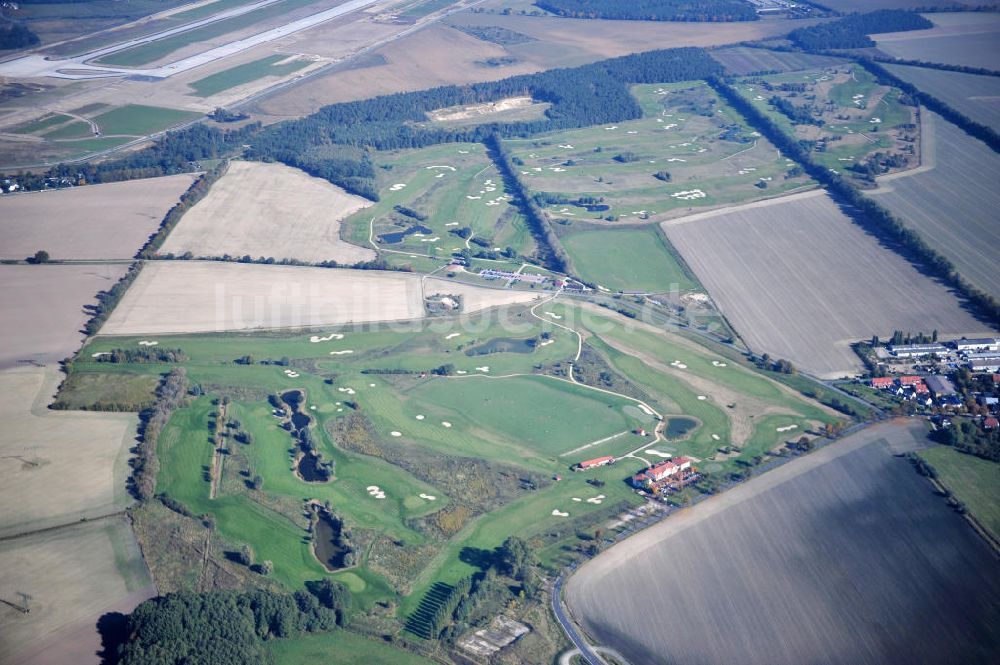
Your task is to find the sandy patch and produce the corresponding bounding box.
[552,509,570,517]
[310,332,344,342]
[419,493,436,501]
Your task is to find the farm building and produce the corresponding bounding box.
[889,343,948,357]
[964,351,1000,362]
[925,375,956,396]
[631,457,692,488]
[576,456,615,471]
[970,360,1000,373]
[954,337,1000,353]
[871,377,895,390]
[984,417,999,430]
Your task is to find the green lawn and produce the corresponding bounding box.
[267,629,439,665]
[560,225,698,293]
[189,54,310,97]
[919,446,1000,540]
[92,104,201,136]
[408,374,642,458]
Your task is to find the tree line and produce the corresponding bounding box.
[788,10,932,51]
[140,160,229,259]
[485,134,570,273]
[533,0,758,22]
[119,582,351,665]
[131,368,190,501]
[709,76,1000,328]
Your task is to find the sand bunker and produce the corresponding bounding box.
[445,332,460,340]
[672,190,707,201]
[546,312,562,320]
[697,395,707,400]
[390,431,402,437]
[587,494,606,505]
[390,183,406,191]
[572,497,582,502]
[711,360,727,367]
[552,509,570,517]
[475,366,490,372]
[283,369,300,378]
[670,360,688,369]
[329,350,354,356]
[712,434,721,441]
[310,333,344,342]
[415,414,425,420]
[442,421,452,428]
[366,485,386,499]
[138,340,159,346]
[419,493,436,501]
[776,424,799,433]
[646,450,672,458]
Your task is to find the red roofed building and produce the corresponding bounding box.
[630,457,692,488]
[913,382,929,394]
[985,417,999,430]
[899,375,922,386]
[871,377,895,390]
[576,455,614,470]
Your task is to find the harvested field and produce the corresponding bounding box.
[100,262,540,334]
[662,191,990,378]
[0,367,137,538]
[884,63,1000,131]
[0,517,153,665]
[870,110,1000,300]
[0,264,129,369]
[566,420,1000,665]
[0,175,195,260]
[710,47,846,76]
[158,161,376,264]
[873,12,1000,70]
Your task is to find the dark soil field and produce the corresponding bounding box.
[566,421,1000,665]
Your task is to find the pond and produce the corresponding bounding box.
[464,337,538,356]
[311,505,352,571]
[297,450,331,482]
[665,417,698,439]
[378,224,434,245]
[281,389,330,482]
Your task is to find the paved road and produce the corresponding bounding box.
[551,574,603,665]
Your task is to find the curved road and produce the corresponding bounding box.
[552,574,603,665]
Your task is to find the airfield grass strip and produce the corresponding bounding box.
[708,76,1000,328]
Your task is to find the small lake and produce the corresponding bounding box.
[665,417,698,439]
[312,506,351,571]
[282,389,313,431]
[297,450,330,482]
[378,224,433,244]
[465,337,537,356]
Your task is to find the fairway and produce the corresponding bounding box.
[409,374,641,456]
[560,225,698,293]
[343,142,535,259]
[506,81,812,225]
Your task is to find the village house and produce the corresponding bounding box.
[630,457,692,488]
